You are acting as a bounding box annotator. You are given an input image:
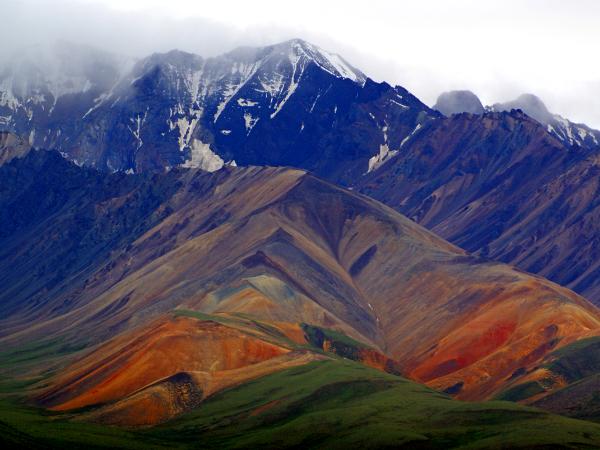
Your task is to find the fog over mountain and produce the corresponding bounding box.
[2,0,600,128]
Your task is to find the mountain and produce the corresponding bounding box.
[358,110,600,305]
[0,39,437,182]
[2,147,600,423]
[433,90,484,116]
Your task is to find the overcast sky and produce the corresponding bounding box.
[3,0,600,127]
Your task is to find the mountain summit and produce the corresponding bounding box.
[261,38,367,84]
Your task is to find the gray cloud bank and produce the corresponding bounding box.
[2,0,599,129]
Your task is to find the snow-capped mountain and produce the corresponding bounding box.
[433,91,600,151]
[0,39,436,181]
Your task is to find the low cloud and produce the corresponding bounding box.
[2,0,599,128]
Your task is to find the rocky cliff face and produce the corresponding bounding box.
[0,130,31,165]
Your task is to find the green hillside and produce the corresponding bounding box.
[4,359,600,449]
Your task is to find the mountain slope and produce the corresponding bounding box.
[358,110,600,304]
[1,149,599,411]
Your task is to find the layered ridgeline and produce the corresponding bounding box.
[0,40,435,183]
[2,146,600,447]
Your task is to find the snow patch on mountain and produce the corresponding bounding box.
[368,143,398,173]
[490,94,600,149]
[368,125,398,173]
[128,112,147,150]
[256,73,285,104]
[270,44,307,119]
[237,98,258,107]
[213,62,263,122]
[83,92,112,119]
[244,112,259,134]
[390,99,409,109]
[0,76,25,111]
[181,138,224,171]
[400,123,422,147]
